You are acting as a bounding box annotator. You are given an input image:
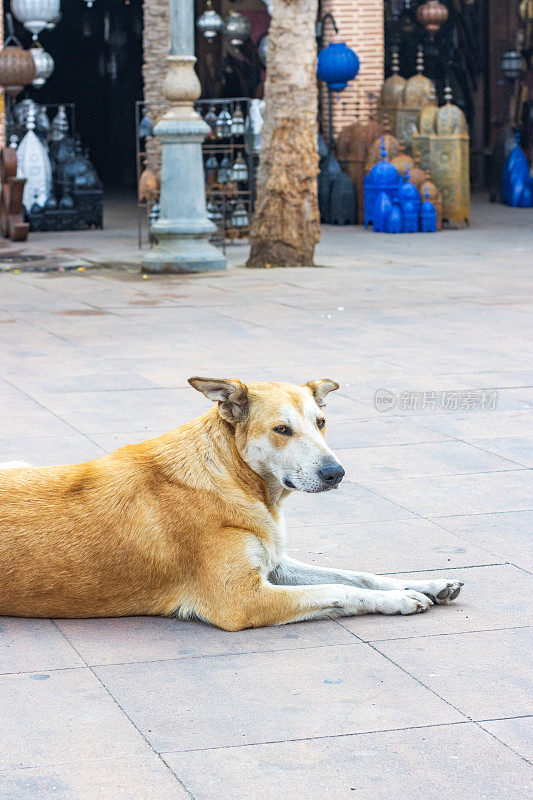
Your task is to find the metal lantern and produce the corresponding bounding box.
[416,1,449,39]
[30,44,54,88]
[231,102,245,135]
[501,50,523,81]
[217,155,231,183]
[203,105,218,131]
[216,106,233,138]
[197,1,223,40]
[230,152,248,182]
[223,12,251,47]
[0,42,36,97]
[205,154,218,184]
[317,42,359,93]
[11,0,61,40]
[231,201,249,228]
[82,0,96,6]
[258,34,269,67]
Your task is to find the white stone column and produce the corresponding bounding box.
[142,0,226,273]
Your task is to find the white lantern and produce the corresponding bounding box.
[30,44,54,88]
[11,0,61,39]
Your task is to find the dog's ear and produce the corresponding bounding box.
[188,377,249,424]
[304,379,339,407]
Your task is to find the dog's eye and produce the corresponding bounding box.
[317,418,326,429]
[273,425,293,436]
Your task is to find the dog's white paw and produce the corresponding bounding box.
[376,589,433,615]
[406,579,464,604]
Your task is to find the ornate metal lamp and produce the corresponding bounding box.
[142,0,226,273]
[416,1,449,39]
[196,1,223,40]
[11,0,60,40]
[501,49,523,81]
[0,24,35,98]
[30,42,54,88]
[223,12,250,47]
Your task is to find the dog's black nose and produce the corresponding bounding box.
[318,463,345,486]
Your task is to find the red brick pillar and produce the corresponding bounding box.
[320,0,384,143]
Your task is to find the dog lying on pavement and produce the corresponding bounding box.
[0,378,462,629]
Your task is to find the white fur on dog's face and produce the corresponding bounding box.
[236,382,344,494]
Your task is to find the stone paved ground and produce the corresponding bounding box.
[0,198,532,799]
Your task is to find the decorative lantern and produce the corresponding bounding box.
[11,0,61,40]
[203,105,218,131]
[400,0,417,35]
[258,35,269,67]
[501,50,523,81]
[416,1,449,39]
[216,106,232,138]
[217,155,231,183]
[223,12,251,47]
[317,42,359,93]
[230,152,248,182]
[30,44,54,88]
[231,201,249,228]
[231,103,245,135]
[197,1,223,40]
[82,0,96,7]
[0,40,36,97]
[205,154,218,185]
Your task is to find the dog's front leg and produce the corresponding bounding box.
[270,556,463,605]
[205,581,432,631]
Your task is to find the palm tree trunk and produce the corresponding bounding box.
[246,0,320,269]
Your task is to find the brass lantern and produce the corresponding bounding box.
[416,1,449,39]
[0,41,36,97]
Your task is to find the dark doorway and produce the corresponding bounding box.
[9,0,143,190]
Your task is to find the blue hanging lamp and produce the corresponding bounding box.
[317,42,360,93]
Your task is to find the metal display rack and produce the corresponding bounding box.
[135,98,256,251]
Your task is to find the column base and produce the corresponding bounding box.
[142,234,227,274]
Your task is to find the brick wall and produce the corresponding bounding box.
[320,0,384,141]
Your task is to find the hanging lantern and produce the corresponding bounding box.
[230,152,248,182]
[0,42,36,97]
[216,106,233,138]
[231,102,245,135]
[223,12,251,47]
[416,1,449,39]
[30,44,54,88]
[317,42,359,93]
[231,201,249,229]
[81,0,96,7]
[501,50,523,81]
[11,0,61,40]
[197,1,223,40]
[400,0,417,35]
[203,105,218,131]
[217,155,231,183]
[258,34,269,67]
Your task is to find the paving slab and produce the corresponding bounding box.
[55,616,356,667]
[0,668,150,770]
[338,564,533,641]
[285,517,495,573]
[361,469,532,516]
[94,644,464,753]
[0,755,189,800]
[162,723,533,800]
[0,435,104,466]
[336,440,521,483]
[433,510,533,572]
[374,628,532,720]
[0,619,83,675]
[479,715,533,761]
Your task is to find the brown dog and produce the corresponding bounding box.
[0,378,462,629]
